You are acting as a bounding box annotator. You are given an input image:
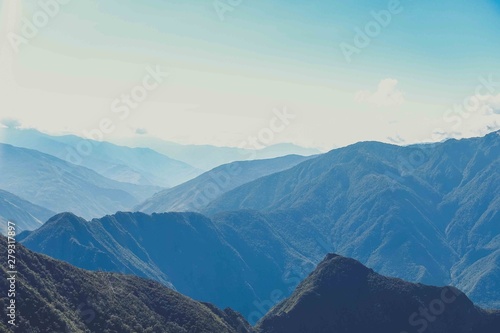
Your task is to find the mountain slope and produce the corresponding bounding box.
[0,127,202,187]
[19,212,307,320]
[0,189,55,234]
[137,155,314,213]
[256,254,500,333]
[204,131,500,308]
[0,143,160,219]
[0,235,253,333]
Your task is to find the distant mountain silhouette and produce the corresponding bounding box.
[0,235,253,333]
[204,131,500,309]
[0,143,160,219]
[116,136,321,170]
[0,189,55,234]
[256,253,500,333]
[0,127,202,187]
[137,155,314,213]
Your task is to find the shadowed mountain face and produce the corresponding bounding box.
[0,127,202,187]
[18,212,308,320]
[0,236,253,333]
[203,131,500,309]
[0,143,161,219]
[137,155,314,213]
[256,254,500,333]
[0,189,55,234]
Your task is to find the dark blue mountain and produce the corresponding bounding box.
[256,254,500,333]
[19,211,309,320]
[0,235,253,333]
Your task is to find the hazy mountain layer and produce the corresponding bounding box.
[137,155,314,213]
[0,127,202,187]
[0,143,160,219]
[116,136,321,170]
[0,189,55,234]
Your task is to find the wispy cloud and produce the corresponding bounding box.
[135,128,148,135]
[478,94,500,115]
[356,78,405,107]
[0,118,21,129]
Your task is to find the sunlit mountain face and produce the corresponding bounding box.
[0,0,499,332]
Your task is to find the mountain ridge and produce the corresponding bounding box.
[203,131,500,308]
[19,211,309,320]
[0,189,55,234]
[0,235,253,333]
[137,154,315,213]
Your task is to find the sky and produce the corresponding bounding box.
[0,0,499,150]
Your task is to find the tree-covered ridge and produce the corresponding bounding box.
[0,236,252,333]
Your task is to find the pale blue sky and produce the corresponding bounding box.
[0,0,499,149]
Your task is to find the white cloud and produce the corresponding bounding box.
[434,93,500,141]
[356,78,405,107]
[135,128,148,135]
[477,94,500,115]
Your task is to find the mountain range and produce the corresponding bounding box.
[2,236,498,333]
[201,131,500,309]
[115,136,321,170]
[0,143,161,219]
[18,211,309,319]
[0,127,202,187]
[15,131,500,322]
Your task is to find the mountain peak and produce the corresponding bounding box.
[45,212,86,225]
[308,253,373,286]
[257,253,500,333]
